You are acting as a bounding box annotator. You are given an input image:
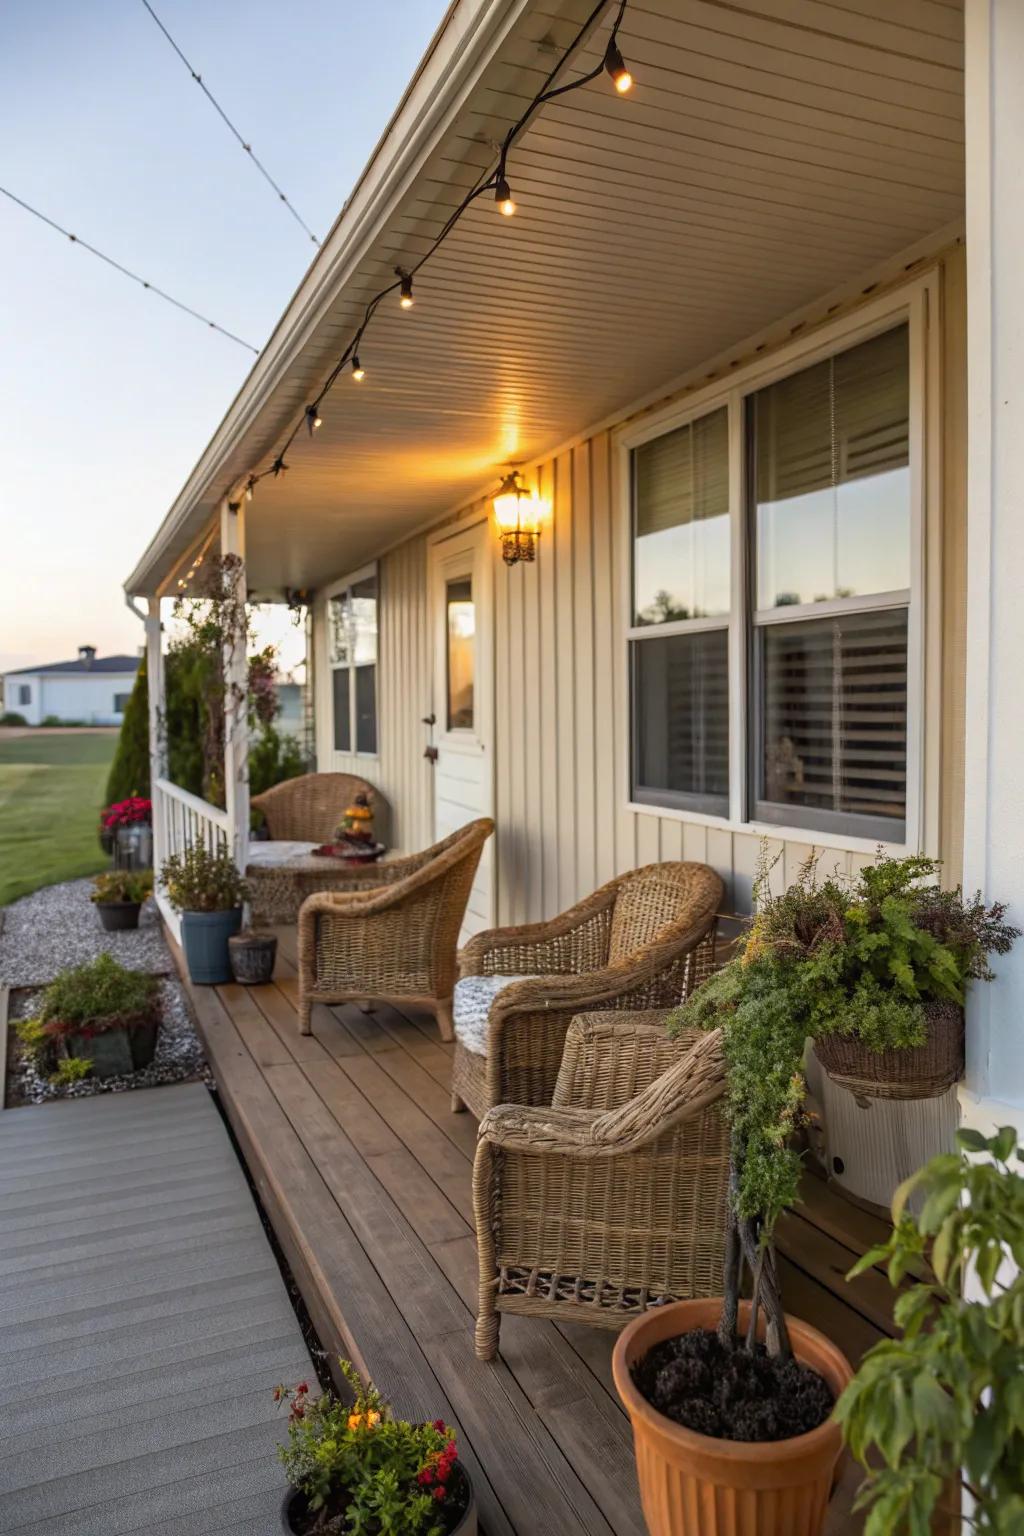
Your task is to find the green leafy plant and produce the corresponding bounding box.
[15,1016,54,1073]
[38,953,158,1042]
[835,1127,1024,1535]
[91,869,153,905]
[276,1360,465,1535]
[0,711,27,727]
[161,843,248,913]
[669,848,1017,1361]
[50,1056,93,1086]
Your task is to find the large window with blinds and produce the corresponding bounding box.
[629,406,730,814]
[749,324,911,841]
[327,566,379,756]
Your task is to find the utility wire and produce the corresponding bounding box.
[140,0,320,247]
[0,184,260,353]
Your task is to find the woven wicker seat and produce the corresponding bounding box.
[296,818,493,1039]
[472,1012,729,1359]
[251,772,389,845]
[451,862,723,1118]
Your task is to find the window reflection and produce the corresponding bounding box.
[633,407,729,625]
[446,578,474,730]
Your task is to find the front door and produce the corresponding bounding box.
[429,521,494,938]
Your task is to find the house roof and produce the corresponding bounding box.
[124,0,965,598]
[4,655,140,677]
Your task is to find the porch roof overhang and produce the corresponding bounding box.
[125,0,964,599]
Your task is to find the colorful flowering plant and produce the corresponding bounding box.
[101,796,152,831]
[276,1361,466,1535]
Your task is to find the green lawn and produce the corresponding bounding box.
[0,731,117,906]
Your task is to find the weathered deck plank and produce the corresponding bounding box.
[0,1082,311,1536]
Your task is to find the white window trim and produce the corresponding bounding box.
[615,274,940,858]
[323,561,380,761]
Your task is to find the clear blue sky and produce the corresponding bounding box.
[0,0,446,672]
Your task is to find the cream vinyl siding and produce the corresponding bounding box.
[315,250,966,922]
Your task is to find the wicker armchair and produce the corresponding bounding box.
[450,862,723,1118]
[296,818,493,1038]
[251,772,390,845]
[473,1012,729,1359]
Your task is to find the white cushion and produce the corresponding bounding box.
[246,840,319,867]
[453,974,533,1056]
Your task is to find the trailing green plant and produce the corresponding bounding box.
[15,1016,54,1073]
[37,953,158,1041]
[669,847,1017,1359]
[161,843,248,913]
[91,869,153,905]
[835,1126,1024,1535]
[276,1360,465,1535]
[50,1056,94,1087]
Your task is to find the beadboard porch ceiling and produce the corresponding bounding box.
[127,0,965,598]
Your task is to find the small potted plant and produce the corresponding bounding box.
[33,953,161,1079]
[162,843,248,985]
[90,868,153,931]
[276,1361,476,1535]
[101,796,153,870]
[229,929,278,985]
[835,1125,1024,1533]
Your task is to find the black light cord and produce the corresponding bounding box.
[0,183,259,353]
[243,0,630,494]
[140,0,321,247]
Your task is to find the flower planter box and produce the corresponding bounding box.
[612,1299,852,1536]
[95,900,142,932]
[67,1016,160,1080]
[280,1464,476,1536]
[181,908,243,985]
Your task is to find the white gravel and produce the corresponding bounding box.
[0,878,172,986]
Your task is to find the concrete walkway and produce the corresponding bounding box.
[0,1083,312,1534]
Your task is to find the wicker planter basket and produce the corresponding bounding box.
[814,1000,964,1101]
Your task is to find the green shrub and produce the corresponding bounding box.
[161,843,248,913]
[0,711,27,727]
[836,1127,1024,1535]
[51,1056,93,1087]
[250,721,306,799]
[41,714,83,726]
[15,1016,55,1073]
[39,953,157,1041]
[91,869,153,904]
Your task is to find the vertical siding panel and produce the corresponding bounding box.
[783,840,816,888]
[659,817,684,864]
[494,544,513,925]
[590,433,617,887]
[555,451,577,912]
[683,821,708,865]
[507,533,528,924]
[706,828,735,912]
[538,458,560,916]
[573,441,597,901]
[523,502,543,923]
[636,814,660,869]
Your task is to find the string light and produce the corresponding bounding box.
[235,0,632,499]
[603,37,633,93]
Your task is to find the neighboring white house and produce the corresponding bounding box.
[2,646,140,726]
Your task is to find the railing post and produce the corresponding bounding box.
[145,596,167,879]
[220,498,250,878]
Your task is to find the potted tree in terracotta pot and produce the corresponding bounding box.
[276,1361,476,1535]
[162,843,248,985]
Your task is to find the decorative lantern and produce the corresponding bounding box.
[492,471,546,565]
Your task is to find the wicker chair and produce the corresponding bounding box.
[296,818,493,1038]
[473,1011,729,1359]
[251,772,390,845]
[450,862,723,1119]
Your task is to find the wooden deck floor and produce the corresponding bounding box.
[178,928,894,1536]
[0,1082,313,1535]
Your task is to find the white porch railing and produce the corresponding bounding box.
[152,776,231,941]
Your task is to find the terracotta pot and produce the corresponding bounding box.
[612,1299,853,1536]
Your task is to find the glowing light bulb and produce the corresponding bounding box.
[306,405,323,435]
[398,271,414,308]
[604,39,633,93]
[351,356,365,382]
[495,175,515,217]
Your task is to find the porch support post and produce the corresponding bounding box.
[144,596,166,877]
[962,0,1024,1130]
[220,498,250,877]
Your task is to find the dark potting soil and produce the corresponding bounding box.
[632,1328,834,1443]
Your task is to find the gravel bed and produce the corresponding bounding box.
[7,978,211,1106]
[0,878,172,986]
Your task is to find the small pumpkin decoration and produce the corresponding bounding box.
[336,792,375,848]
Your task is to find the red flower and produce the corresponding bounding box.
[432,1487,446,1502]
[444,1440,457,1458]
[296,1382,309,1395]
[432,1419,446,1433]
[417,1468,433,1486]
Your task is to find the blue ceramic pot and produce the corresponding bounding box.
[180,908,243,985]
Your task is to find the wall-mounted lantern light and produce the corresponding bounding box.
[492,471,547,565]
